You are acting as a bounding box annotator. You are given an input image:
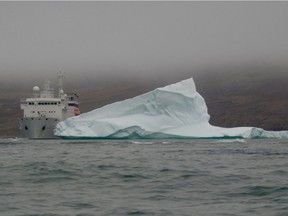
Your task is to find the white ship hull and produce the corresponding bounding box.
[20,117,60,139]
[20,72,80,139]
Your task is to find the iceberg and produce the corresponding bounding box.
[55,78,288,139]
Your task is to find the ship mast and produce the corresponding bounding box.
[57,70,65,98]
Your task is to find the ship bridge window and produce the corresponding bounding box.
[38,102,57,105]
[37,102,58,105]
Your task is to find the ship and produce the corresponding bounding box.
[20,72,80,139]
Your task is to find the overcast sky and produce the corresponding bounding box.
[1,1,288,82]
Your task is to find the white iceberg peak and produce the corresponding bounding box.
[158,78,197,97]
[55,78,288,139]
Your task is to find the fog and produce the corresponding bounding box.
[1,1,288,84]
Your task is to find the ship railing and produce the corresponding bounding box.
[20,98,27,103]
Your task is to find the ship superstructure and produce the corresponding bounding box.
[20,72,80,139]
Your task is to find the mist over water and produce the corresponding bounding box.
[1,2,288,85]
[1,139,288,216]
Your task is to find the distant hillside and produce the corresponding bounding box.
[194,65,288,130]
[0,91,27,138]
[1,65,288,138]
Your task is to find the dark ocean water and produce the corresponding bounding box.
[0,138,288,216]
